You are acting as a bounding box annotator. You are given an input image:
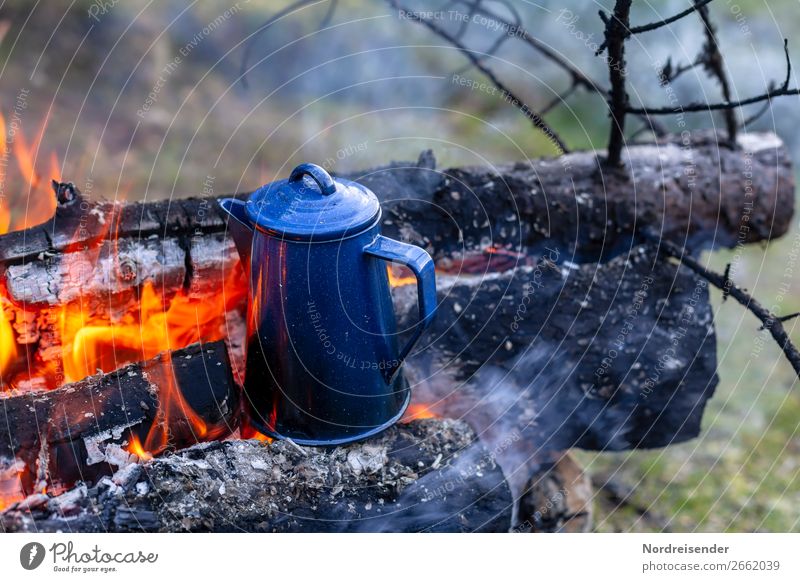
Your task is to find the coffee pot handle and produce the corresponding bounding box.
[289,163,337,195]
[364,236,437,364]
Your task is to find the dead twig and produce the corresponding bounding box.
[694,0,737,144]
[741,89,776,127]
[644,232,800,379]
[602,1,633,167]
[596,0,716,54]
[456,0,595,91]
[628,40,798,115]
[722,263,732,302]
[457,0,666,135]
[658,57,699,86]
[389,0,570,154]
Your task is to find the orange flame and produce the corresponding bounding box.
[240,420,273,443]
[0,287,17,380]
[59,269,246,457]
[60,269,245,384]
[0,459,25,511]
[126,434,153,462]
[0,111,59,233]
[149,352,225,456]
[387,265,416,288]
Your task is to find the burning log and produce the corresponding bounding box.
[1,419,513,533]
[0,132,789,523]
[0,131,791,282]
[0,132,789,393]
[0,340,238,507]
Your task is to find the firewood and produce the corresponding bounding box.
[0,132,787,391]
[0,131,792,291]
[516,452,594,533]
[0,340,238,499]
[1,419,513,533]
[398,244,717,452]
[357,131,794,259]
[0,133,783,471]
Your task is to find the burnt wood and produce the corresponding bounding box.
[0,131,789,384]
[354,131,794,259]
[1,419,513,533]
[0,249,721,462]
[0,131,792,274]
[398,245,718,451]
[0,341,238,498]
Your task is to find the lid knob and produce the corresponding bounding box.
[288,163,337,196]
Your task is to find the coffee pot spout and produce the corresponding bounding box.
[219,198,254,268]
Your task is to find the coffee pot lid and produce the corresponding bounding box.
[245,163,380,242]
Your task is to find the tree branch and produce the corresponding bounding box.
[390,0,570,154]
[658,57,699,86]
[597,0,717,54]
[628,40,798,115]
[694,0,737,144]
[603,1,633,166]
[645,232,800,379]
[461,0,596,91]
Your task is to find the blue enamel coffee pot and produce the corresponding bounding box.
[219,163,437,446]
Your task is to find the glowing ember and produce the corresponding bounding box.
[402,403,440,422]
[0,287,16,381]
[0,459,25,511]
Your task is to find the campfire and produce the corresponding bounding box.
[0,114,794,532]
[0,130,446,512]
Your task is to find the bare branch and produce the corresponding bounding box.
[694,0,737,143]
[540,83,580,116]
[645,232,800,379]
[658,57,698,86]
[629,40,799,116]
[463,0,596,91]
[390,0,570,154]
[631,0,716,35]
[597,0,717,54]
[455,0,481,39]
[604,1,633,166]
[741,87,775,126]
[440,0,666,134]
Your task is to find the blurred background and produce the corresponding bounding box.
[0,0,798,531]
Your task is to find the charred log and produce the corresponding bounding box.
[0,131,792,274]
[0,133,788,383]
[1,419,513,533]
[0,341,238,499]
[359,131,793,259]
[398,245,718,452]
[0,134,783,464]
